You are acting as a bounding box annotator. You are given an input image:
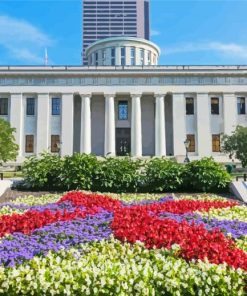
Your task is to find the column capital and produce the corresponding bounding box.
[154,94,165,100]
[104,94,115,99]
[80,94,91,99]
[131,93,142,99]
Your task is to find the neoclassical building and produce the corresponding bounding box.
[0,37,247,163]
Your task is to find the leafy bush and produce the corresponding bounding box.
[21,154,231,193]
[94,157,142,193]
[22,153,64,190]
[184,157,231,192]
[61,153,99,190]
[143,158,185,192]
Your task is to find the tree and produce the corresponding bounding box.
[222,125,247,168]
[0,118,19,165]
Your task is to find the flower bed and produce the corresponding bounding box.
[0,192,246,295]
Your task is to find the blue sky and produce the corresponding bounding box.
[0,0,247,65]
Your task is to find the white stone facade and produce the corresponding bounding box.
[0,65,247,163]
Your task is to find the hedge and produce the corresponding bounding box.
[20,153,231,193]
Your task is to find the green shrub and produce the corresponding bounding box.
[22,152,64,190]
[184,157,231,192]
[94,157,142,193]
[21,153,231,193]
[61,153,98,190]
[143,158,185,192]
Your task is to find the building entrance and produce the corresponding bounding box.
[116,128,131,156]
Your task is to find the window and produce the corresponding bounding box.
[186,134,195,152]
[237,97,246,114]
[147,51,151,65]
[25,135,34,153]
[118,101,128,120]
[52,98,61,115]
[153,54,156,64]
[0,98,8,115]
[130,47,135,66]
[95,52,98,66]
[186,97,194,115]
[121,47,125,66]
[51,135,60,153]
[26,98,35,116]
[212,134,221,152]
[102,49,106,65]
[211,97,219,114]
[140,49,144,65]
[111,48,115,66]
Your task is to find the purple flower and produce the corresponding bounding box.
[159,212,247,239]
[0,211,113,267]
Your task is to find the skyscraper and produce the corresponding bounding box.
[82,0,150,65]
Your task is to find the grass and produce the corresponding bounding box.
[1,171,23,179]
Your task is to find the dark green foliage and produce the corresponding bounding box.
[222,125,247,168]
[22,153,64,190]
[184,157,231,192]
[144,158,186,192]
[21,154,231,193]
[94,157,142,193]
[0,118,18,164]
[62,153,99,190]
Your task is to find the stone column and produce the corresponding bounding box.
[197,93,211,156]
[223,93,237,135]
[61,93,74,156]
[10,93,24,159]
[155,94,166,156]
[131,94,142,157]
[80,94,91,154]
[37,93,50,154]
[172,93,187,156]
[104,94,116,156]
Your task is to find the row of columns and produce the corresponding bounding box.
[7,92,238,159]
[79,93,167,157]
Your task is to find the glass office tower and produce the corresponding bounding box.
[82,0,150,65]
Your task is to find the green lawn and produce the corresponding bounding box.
[1,171,23,179]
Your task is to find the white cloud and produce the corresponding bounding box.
[163,41,247,60]
[0,15,54,64]
[150,29,160,37]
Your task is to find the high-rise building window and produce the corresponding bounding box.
[130,47,135,65]
[118,101,128,120]
[111,48,115,66]
[212,134,221,152]
[211,97,219,115]
[95,52,98,66]
[26,98,35,116]
[25,135,34,153]
[140,49,144,65]
[51,135,60,153]
[52,98,61,115]
[186,134,195,152]
[121,47,126,66]
[186,97,194,115]
[102,49,106,65]
[0,98,8,115]
[147,51,151,65]
[237,97,246,114]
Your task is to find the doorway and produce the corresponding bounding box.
[116,128,131,156]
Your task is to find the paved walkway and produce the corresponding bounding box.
[0,180,13,198]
